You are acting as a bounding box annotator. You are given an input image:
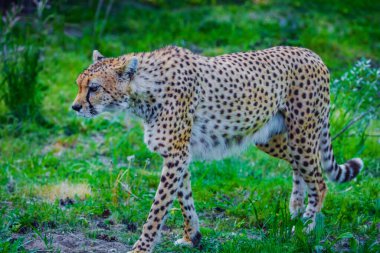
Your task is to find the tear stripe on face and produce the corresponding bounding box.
[85,87,97,115]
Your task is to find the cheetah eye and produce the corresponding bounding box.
[89,83,100,92]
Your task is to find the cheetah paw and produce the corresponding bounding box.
[127,249,150,253]
[290,208,304,219]
[174,238,193,247]
[290,202,305,219]
[301,217,316,233]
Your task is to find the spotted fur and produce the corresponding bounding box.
[72,46,363,252]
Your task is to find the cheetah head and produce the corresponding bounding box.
[71,50,138,118]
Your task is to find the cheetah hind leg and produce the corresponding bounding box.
[289,170,306,219]
[256,133,306,219]
[286,130,327,232]
[256,133,304,218]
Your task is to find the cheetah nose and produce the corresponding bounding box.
[72,103,82,112]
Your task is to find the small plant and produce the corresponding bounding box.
[0,1,50,122]
[330,59,380,154]
[31,226,54,251]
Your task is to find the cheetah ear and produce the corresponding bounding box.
[117,57,138,80]
[92,50,104,62]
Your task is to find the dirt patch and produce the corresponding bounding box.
[34,181,92,202]
[14,231,132,253]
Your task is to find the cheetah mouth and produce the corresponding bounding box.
[89,107,98,116]
[76,113,94,119]
[104,104,119,112]
[76,109,98,118]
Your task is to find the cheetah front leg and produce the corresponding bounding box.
[175,170,201,247]
[129,152,189,253]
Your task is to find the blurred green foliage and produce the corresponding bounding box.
[0,1,50,122]
[330,59,380,161]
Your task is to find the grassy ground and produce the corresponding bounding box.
[0,1,379,252]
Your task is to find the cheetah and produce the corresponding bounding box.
[72,46,363,252]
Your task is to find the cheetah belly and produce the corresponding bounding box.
[189,113,286,161]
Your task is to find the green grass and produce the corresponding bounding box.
[0,1,379,252]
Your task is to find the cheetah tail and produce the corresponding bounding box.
[319,121,363,183]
